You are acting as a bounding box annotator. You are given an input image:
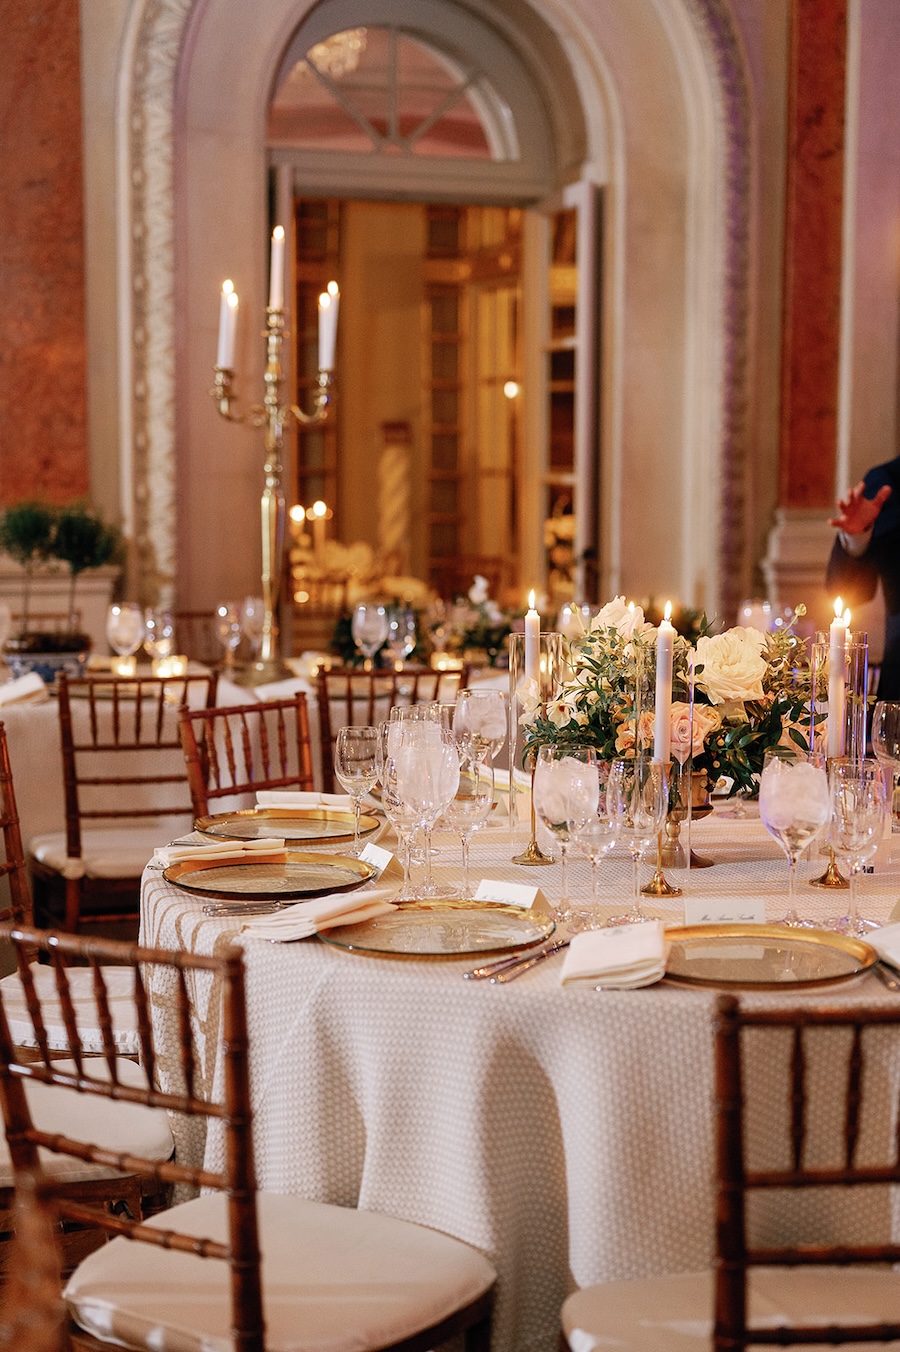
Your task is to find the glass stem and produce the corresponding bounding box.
[848,859,861,932]
[631,852,643,919]
[353,798,361,854]
[560,843,569,903]
[785,857,799,923]
[423,826,434,892]
[460,833,470,897]
[590,856,600,905]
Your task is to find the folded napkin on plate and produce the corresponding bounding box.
[560,920,668,989]
[0,672,50,705]
[153,839,287,868]
[239,884,397,942]
[255,790,354,811]
[866,921,900,971]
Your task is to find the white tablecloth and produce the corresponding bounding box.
[139,810,900,1352]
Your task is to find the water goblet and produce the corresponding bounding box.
[758,747,830,926]
[565,753,620,929]
[106,603,145,658]
[442,751,494,898]
[351,603,389,668]
[533,745,595,922]
[393,723,460,897]
[143,608,175,661]
[215,602,242,669]
[829,758,887,936]
[333,725,379,854]
[386,607,417,667]
[240,596,265,658]
[453,689,507,763]
[608,756,668,924]
[871,701,900,828]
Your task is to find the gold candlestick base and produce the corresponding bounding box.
[512,755,555,866]
[809,846,849,889]
[641,831,682,897]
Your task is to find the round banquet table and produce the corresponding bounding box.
[139,807,900,1352]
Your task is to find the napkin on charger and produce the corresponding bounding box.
[153,838,288,868]
[255,790,354,811]
[560,919,669,989]
[238,884,397,942]
[0,672,50,705]
[865,920,900,972]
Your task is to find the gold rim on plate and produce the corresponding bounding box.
[317,898,555,960]
[194,806,380,845]
[663,923,877,989]
[163,850,376,901]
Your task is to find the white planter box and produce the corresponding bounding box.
[0,558,119,651]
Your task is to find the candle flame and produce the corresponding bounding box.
[226,290,238,311]
[319,292,332,311]
[221,278,234,296]
[528,590,536,610]
[844,608,851,626]
[627,601,635,613]
[289,504,305,523]
[311,500,327,519]
[327,280,339,298]
[272,225,285,242]
[834,596,843,619]
[664,600,672,622]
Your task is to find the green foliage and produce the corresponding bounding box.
[0,500,121,638]
[0,501,56,569]
[53,505,120,576]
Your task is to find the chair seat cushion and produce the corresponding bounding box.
[65,1191,496,1352]
[29,828,169,879]
[561,1267,900,1351]
[0,964,140,1054]
[0,1058,173,1186]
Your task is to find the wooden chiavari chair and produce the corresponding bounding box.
[0,927,496,1352]
[561,994,900,1350]
[178,693,316,820]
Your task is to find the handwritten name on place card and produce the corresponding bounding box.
[682,895,766,926]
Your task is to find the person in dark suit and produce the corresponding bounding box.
[826,456,900,698]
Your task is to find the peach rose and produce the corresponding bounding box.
[669,701,722,764]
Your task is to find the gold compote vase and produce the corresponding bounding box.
[642,768,714,897]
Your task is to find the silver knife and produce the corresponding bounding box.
[203,901,285,917]
[463,938,570,982]
[490,938,571,982]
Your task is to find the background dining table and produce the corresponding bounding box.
[139,806,900,1352]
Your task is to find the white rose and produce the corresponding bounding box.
[589,596,649,640]
[693,628,768,706]
[468,575,490,605]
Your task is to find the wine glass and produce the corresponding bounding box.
[442,751,494,898]
[608,756,668,924]
[758,747,830,927]
[351,603,389,668]
[386,607,417,667]
[215,602,242,669]
[565,752,620,929]
[376,721,420,899]
[143,608,175,661]
[871,701,900,829]
[829,758,887,936]
[241,596,265,658]
[106,603,145,658]
[533,745,593,922]
[453,690,507,763]
[333,725,379,854]
[393,722,460,897]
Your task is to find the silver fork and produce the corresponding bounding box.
[203,901,286,917]
[463,938,570,982]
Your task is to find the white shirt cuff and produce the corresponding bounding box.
[839,527,873,557]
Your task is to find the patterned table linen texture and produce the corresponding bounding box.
[140,810,900,1352]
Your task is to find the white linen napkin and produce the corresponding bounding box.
[238,884,397,942]
[153,839,287,867]
[560,920,668,989]
[0,672,50,705]
[866,921,900,972]
[255,790,354,811]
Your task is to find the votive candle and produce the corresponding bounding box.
[654,602,675,762]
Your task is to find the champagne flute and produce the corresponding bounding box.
[106,603,145,658]
[453,690,507,763]
[758,747,830,926]
[333,725,379,854]
[829,758,887,936]
[442,751,494,898]
[393,723,460,897]
[215,602,242,669]
[351,603,389,668]
[608,756,668,924]
[565,753,620,929]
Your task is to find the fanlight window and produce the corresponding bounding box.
[268,27,515,162]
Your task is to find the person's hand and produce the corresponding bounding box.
[828,480,892,535]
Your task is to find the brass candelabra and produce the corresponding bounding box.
[211,307,333,684]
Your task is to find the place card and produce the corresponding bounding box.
[474,878,548,910]
[682,894,766,926]
[358,842,404,883]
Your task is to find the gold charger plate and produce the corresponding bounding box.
[163,850,376,902]
[195,806,380,845]
[664,924,876,989]
[318,899,555,960]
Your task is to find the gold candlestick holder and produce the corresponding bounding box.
[211,307,333,685]
[512,744,555,867]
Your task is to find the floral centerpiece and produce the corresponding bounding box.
[428,576,519,667]
[519,596,812,796]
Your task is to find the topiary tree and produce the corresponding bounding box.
[52,504,121,634]
[0,501,57,633]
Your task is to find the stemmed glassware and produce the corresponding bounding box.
[565,751,620,929]
[871,701,900,830]
[453,690,507,764]
[333,725,379,855]
[442,750,494,898]
[143,608,175,661]
[386,607,417,667]
[608,756,668,924]
[532,745,590,922]
[106,603,145,659]
[758,747,830,926]
[392,721,460,897]
[240,596,265,660]
[376,721,420,899]
[828,758,887,936]
[215,602,242,669]
[351,603,389,668]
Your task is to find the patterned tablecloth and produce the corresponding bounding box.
[139,807,900,1352]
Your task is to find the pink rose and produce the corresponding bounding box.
[669,701,722,765]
